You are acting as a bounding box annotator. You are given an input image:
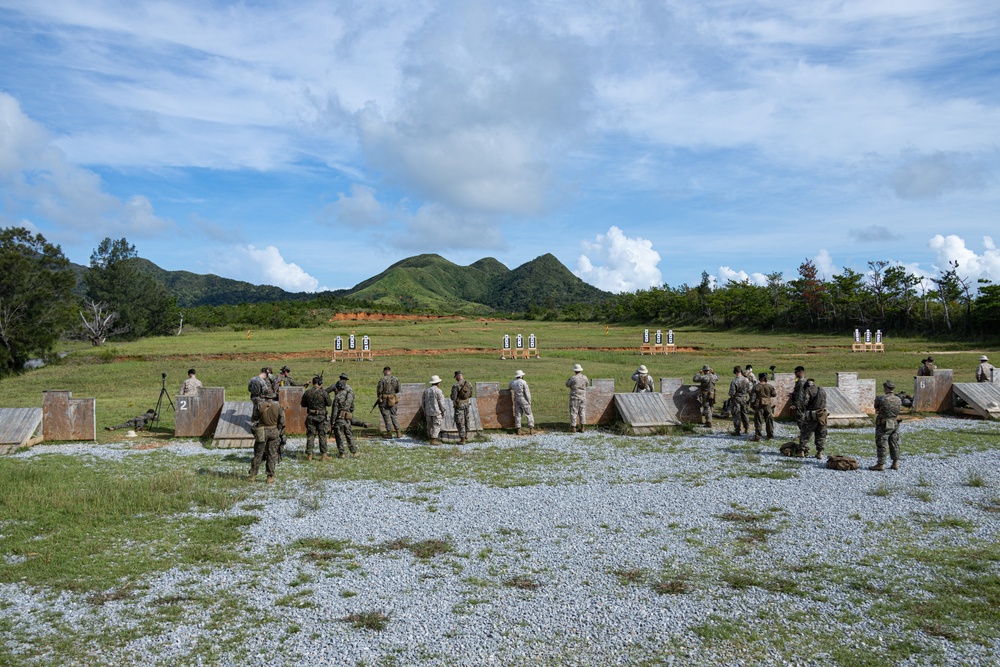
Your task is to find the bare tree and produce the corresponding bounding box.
[79,300,129,346]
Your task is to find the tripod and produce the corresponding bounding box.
[154,373,175,428]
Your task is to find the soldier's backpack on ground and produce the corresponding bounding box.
[826,455,859,471]
[779,441,798,457]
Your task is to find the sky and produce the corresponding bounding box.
[1,0,999,295]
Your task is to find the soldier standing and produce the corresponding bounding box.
[179,368,202,396]
[790,366,807,426]
[870,380,902,471]
[750,372,776,441]
[422,375,447,445]
[797,379,828,459]
[743,364,759,386]
[510,370,534,436]
[376,366,401,439]
[249,394,284,484]
[728,366,751,436]
[277,365,300,387]
[917,357,936,377]
[301,376,332,461]
[330,374,358,458]
[632,365,654,392]
[248,368,271,409]
[451,371,473,445]
[693,365,718,428]
[565,364,589,432]
[976,355,995,382]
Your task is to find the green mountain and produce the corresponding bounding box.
[71,252,609,312]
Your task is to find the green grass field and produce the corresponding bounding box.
[0,320,991,439]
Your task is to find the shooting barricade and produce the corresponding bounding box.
[914,369,1000,420]
[0,408,43,454]
[174,387,225,438]
[43,390,95,442]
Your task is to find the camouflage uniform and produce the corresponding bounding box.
[377,373,401,436]
[977,360,995,383]
[301,383,332,457]
[179,376,202,396]
[509,377,534,431]
[451,378,473,441]
[728,373,751,435]
[565,372,589,431]
[692,368,718,427]
[790,373,807,426]
[277,372,300,387]
[107,410,156,431]
[873,391,902,468]
[248,374,271,409]
[422,383,447,442]
[249,399,284,480]
[750,380,776,440]
[331,381,357,456]
[631,371,654,392]
[797,381,828,457]
[917,361,936,377]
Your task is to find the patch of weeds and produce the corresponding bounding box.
[691,615,741,641]
[452,598,490,615]
[869,483,892,497]
[377,537,452,559]
[340,590,357,598]
[340,610,390,631]
[151,594,198,606]
[920,515,975,532]
[917,475,933,488]
[910,489,933,503]
[276,589,315,608]
[652,577,692,595]
[87,581,137,605]
[504,575,541,590]
[964,470,988,488]
[463,576,494,588]
[722,570,800,595]
[240,503,265,512]
[612,568,648,586]
[289,572,315,587]
[980,496,1000,513]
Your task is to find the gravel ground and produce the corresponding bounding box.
[4,418,1000,666]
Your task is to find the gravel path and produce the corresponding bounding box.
[4,418,1000,666]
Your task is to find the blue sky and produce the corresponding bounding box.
[2,0,999,294]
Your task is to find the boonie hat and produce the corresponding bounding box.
[514,370,525,378]
[572,364,583,372]
[429,375,442,384]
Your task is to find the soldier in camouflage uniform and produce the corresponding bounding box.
[450,371,473,444]
[728,366,751,436]
[277,365,301,387]
[509,370,534,436]
[743,364,758,387]
[330,374,358,458]
[917,357,936,377]
[565,364,589,432]
[422,375,447,445]
[377,366,401,438]
[632,365,654,392]
[797,379,828,459]
[248,368,271,409]
[977,355,995,382]
[693,365,718,428]
[750,372,776,441]
[301,375,332,461]
[179,369,202,396]
[870,380,902,471]
[789,366,807,426]
[106,409,157,431]
[249,394,284,484]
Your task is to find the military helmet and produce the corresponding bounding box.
[339,373,349,380]
[572,364,583,372]
[794,366,805,372]
[514,370,525,378]
[312,375,323,385]
[883,380,896,390]
[281,365,291,373]
[701,365,711,372]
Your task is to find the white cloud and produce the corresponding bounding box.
[717,266,768,286]
[322,184,391,228]
[849,225,902,242]
[813,249,836,280]
[388,203,506,251]
[574,226,661,292]
[928,234,1000,286]
[889,151,989,200]
[0,92,172,239]
[224,245,323,293]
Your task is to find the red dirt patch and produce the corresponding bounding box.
[327,313,460,321]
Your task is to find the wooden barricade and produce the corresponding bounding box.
[913,370,953,413]
[836,372,876,415]
[174,387,225,438]
[771,373,797,420]
[586,379,616,425]
[380,383,427,433]
[659,378,703,423]
[0,408,43,453]
[213,402,254,448]
[279,386,306,435]
[42,390,96,441]
[475,382,514,429]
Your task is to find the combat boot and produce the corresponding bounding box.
[266,475,275,484]
[528,428,533,435]
[516,428,523,436]
[430,439,441,446]
[382,432,392,439]
[890,460,899,470]
[459,438,466,445]
[247,472,256,482]
[321,453,330,462]
[307,453,313,461]
[395,430,401,439]
[352,452,360,459]
[814,452,823,460]
[750,435,761,442]
[337,451,345,459]
[868,463,885,471]
[702,422,712,428]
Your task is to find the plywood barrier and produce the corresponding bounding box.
[913,370,953,413]
[382,383,429,433]
[824,388,871,427]
[836,372,877,415]
[659,378,704,423]
[586,379,616,425]
[772,373,797,420]
[0,408,43,454]
[174,387,224,438]
[213,401,255,448]
[279,386,306,435]
[952,382,1000,420]
[42,391,95,441]
[475,382,514,430]
[614,393,681,434]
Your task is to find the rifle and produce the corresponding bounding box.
[370,397,380,413]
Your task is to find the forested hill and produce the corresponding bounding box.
[70,253,609,312]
